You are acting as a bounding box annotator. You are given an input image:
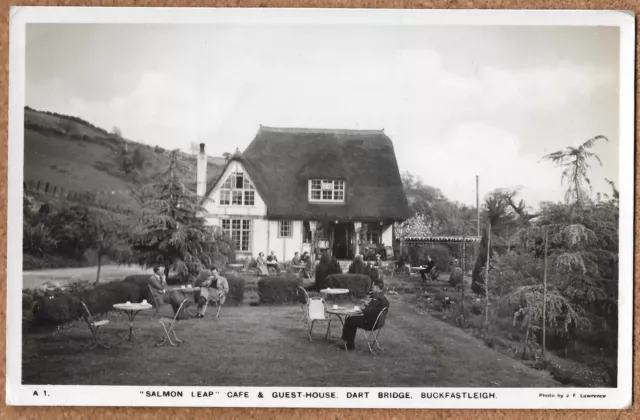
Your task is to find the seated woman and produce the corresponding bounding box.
[255,252,269,276]
[194,266,229,318]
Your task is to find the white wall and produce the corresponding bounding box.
[260,220,304,262]
[202,160,267,218]
[381,223,393,246]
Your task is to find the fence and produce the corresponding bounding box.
[24,179,137,215]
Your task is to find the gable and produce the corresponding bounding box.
[203,159,267,217]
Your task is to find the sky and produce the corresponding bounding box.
[25,23,621,209]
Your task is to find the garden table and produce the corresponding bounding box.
[320,288,350,305]
[325,306,363,345]
[227,263,244,272]
[113,302,153,342]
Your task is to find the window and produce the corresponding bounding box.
[308,179,346,202]
[364,222,381,244]
[279,221,292,238]
[221,219,252,251]
[220,171,255,206]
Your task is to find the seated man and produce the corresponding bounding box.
[148,266,167,308]
[420,255,437,281]
[266,250,281,274]
[336,279,389,351]
[194,266,229,318]
[292,252,303,266]
[372,253,385,267]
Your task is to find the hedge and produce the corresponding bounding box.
[257,275,302,304]
[325,274,372,299]
[32,279,146,327]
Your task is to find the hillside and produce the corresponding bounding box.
[24,107,226,211]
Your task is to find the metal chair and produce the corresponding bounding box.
[297,286,311,323]
[80,302,111,350]
[156,299,188,347]
[360,307,388,354]
[307,297,332,341]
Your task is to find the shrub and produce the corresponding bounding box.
[257,275,302,304]
[224,273,245,305]
[32,279,145,327]
[325,274,372,299]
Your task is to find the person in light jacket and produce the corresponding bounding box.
[195,266,229,318]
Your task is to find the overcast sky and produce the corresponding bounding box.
[25,23,620,209]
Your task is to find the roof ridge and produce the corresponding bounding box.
[259,125,385,135]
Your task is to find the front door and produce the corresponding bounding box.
[332,223,351,259]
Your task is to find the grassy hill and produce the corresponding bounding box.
[24,107,226,211]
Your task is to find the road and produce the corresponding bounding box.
[22,264,152,290]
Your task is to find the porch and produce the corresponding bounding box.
[300,220,394,260]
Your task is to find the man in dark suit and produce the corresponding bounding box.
[337,279,389,351]
[420,255,437,281]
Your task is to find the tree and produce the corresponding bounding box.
[542,135,608,206]
[130,149,232,278]
[112,126,122,138]
[223,152,232,162]
[86,213,131,284]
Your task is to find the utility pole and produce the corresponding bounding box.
[476,175,480,236]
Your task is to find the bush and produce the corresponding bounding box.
[257,275,302,304]
[224,273,245,305]
[325,274,372,299]
[32,279,146,327]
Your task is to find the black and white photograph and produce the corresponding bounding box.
[6,7,635,409]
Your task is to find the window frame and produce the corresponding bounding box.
[219,171,256,207]
[278,220,293,238]
[308,179,346,203]
[221,218,252,252]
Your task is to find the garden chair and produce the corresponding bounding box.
[80,302,111,350]
[360,307,388,355]
[307,297,332,341]
[156,299,188,347]
[297,286,311,323]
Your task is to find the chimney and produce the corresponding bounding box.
[196,143,207,197]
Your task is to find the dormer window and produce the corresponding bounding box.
[220,171,255,206]
[309,179,345,203]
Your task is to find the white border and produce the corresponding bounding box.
[6,7,635,409]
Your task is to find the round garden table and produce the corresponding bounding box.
[325,306,363,345]
[227,263,244,272]
[320,288,350,305]
[113,302,153,342]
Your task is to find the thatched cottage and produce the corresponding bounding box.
[197,126,410,262]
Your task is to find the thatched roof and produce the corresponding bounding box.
[208,126,410,222]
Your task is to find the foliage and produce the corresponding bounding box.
[85,213,132,283]
[542,135,608,206]
[471,227,493,295]
[130,149,233,277]
[325,274,372,298]
[23,222,58,257]
[257,275,303,304]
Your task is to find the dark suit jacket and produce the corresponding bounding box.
[362,292,389,330]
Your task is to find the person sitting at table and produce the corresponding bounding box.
[300,252,313,279]
[266,250,281,274]
[420,255,437,281]
[292,252,303,266]
[372,253,385,267]
[309,250,341,291]
[194,266,229,318]
[336,278,389,351]
[148,266,167,309]
[348,254,367,274]
[255,252,269,276]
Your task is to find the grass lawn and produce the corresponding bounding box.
[22,289,559,387]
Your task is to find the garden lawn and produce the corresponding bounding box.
[22,294,559,387]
